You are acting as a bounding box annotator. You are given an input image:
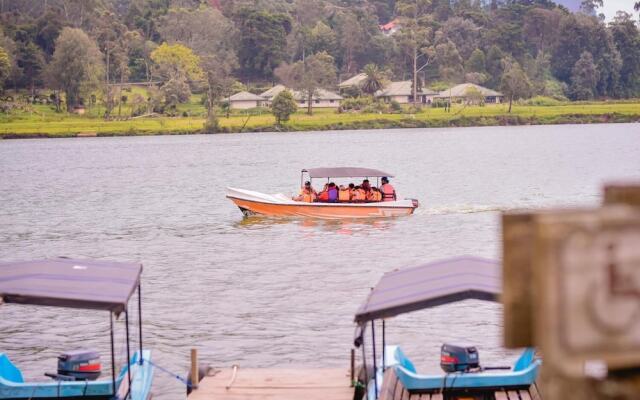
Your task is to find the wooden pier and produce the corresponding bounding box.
[188,366,354,400]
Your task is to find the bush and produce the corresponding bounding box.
[362,101,389,113]
[339,96,373,112]
[202,113,220,134]
[389,100,402,113]
[271,90,298,125]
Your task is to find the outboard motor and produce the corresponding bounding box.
[56,350,102,380]
[440,343,479,373]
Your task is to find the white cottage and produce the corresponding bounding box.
[436,83,504,104]
[260,85,343,108]
[375,81,439,104]
[227,91,265,109]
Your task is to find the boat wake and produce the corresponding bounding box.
[420,203,547,216]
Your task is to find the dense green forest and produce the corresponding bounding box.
[0,0,639,118]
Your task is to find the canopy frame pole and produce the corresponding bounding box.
[138,283,143,365]
[110,312,116,396]
[361,333,368,389]
[125,307,132,399]
[371,320,378,399]
[382,320,386,371]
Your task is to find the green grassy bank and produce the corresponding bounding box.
[1,102,639,139]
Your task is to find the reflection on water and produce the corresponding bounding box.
[1,124,639,399]
[235,215,397,235]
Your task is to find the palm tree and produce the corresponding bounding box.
[635,1,640,11]
[361,64,385,96]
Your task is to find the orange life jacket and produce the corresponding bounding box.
[338,189,351,202]
[369,190,382,202]
[318,191,329,202]
[298,189,315,203]
[381,183,396,201]
[353,189,366,202]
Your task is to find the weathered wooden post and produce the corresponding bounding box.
[350,348,355,387]
[190,348,199,390]
[503,190,640,400]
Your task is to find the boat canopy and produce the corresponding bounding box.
[354,256,500,325]
[304,167,394,178]
[0,258,142,314]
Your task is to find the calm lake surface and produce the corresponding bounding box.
[1,123,639,398]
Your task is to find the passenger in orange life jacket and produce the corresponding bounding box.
[352,185,366,203]
[380,177,396,202]
[361,179,372,196]
[368,187,382,202]
[338,185,351,202]
[293,181,317,202]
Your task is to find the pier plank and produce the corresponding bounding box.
[188,367,353,400]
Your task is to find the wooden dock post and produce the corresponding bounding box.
[350,348,355,387]
[190,348,199,390]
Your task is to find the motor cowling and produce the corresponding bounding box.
[440,343,479,373]
[57,350,101,380]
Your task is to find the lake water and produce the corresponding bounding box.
[1,123,639,398]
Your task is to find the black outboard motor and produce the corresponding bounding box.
[56,350,102,380]
[440,343,479,373]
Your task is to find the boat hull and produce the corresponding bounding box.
[226,187,417,219]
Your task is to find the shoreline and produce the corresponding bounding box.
[2,105,639,139]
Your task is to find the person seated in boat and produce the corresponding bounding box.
[293,181,317,202]
[352,185,366,203]
[317,183,329,202]
[361,179,372,196]
[338,184,351,203]
[327,182,339,203]
[380,177,397,202]
[367,187,383,202]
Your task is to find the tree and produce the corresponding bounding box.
[440,17,479,60]
[394,0,434,107]
[158,7,238,117]
[580,0,603,15]
[551,14,621,97]
[151,43,203,106]
[361,64,385,96]
[485,45,504,88]
[0,47,10,92]
[235,9,292,80]
[433,36,464,82]
[570,51,599,100]
[610,12,640,98]
[276,51,336,115]
[500,59,532,113]
[151,43,202,82]
[271,89,298,125]
[465,49,486,74]
[47,27,104,112]
[16,42,45,95]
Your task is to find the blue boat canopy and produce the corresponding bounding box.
[354,256,501,325]
[304,167,394,178]
[0,258,142,314]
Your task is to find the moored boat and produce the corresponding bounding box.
[0,258,154,400]
[353,256,542,400]
[226,167,419,219]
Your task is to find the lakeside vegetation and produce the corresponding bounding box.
[2,99,639,138]
[1,1,640,133]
